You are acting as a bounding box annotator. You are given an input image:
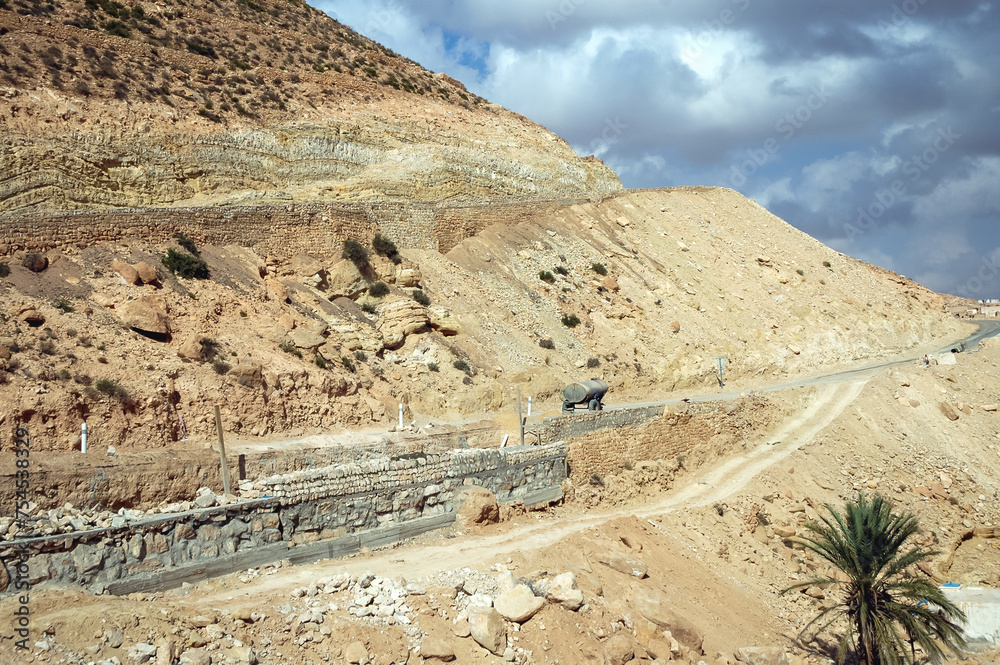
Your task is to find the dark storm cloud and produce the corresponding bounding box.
[317,0,1000,297]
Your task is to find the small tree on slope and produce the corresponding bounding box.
[782,493,965,665]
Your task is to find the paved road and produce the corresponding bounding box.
[602,320,1000,412]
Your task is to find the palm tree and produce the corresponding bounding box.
[782,493,966,665]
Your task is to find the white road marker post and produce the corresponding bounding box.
[81,423,87,454]
[214,405,231,497]
[398,404,404,429]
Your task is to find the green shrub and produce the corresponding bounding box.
[239,310,247,317]
[200,337,218,358]
[561,314,581,328]
[796,269,805,276]
[412,289,430,306]
[0,262,9,278]
[53,298,74,313]
[360,302,376,314]
[591,262,608,276]
[372,233,401,263]
[57,369,72,381]
[341,356,356,372]
[212,357,230,374]
[353,350,367,362]
[452,359,471,375]
[539,270,555,284]
[586,357,600,368]
[368,281,390,298]
[823,260,832,268]
[279,340,302,358]
[95,377,127,400]
[162,248,209,279]
[315,354,328,369]
[554,265,569,276]
[172,231,199,255]
[342,239,369,268]
[427,362,439,372]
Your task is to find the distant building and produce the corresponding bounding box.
[980,306,1000,317]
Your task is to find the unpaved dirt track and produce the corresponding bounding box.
[193,374,869,607]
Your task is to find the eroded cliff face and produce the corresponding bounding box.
[0,4,622,212]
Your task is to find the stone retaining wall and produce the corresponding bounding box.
[535,405,664,444]
[563,397,775,481]
[0,196,598,258]
[0,443,566,594]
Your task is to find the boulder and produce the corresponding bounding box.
[18,309,44,326]
[265,278,290,304]
[135,261,160,285]
[734,647,791,665]
[377,299,429,348]
[178,648,211,665]
[646,638,677,661]
[230,364,263,387]
[632,591,704,654]
[598,554,648,578]
[287,329,325,350]
[155,640,178,665]
[428,305,461,335]
[457,486,499,526]
[546,572,584,610]
[21,253,47,272]
[467,605,506,655]
[178,334,205,361]
[113,260,141,285]
[939,402,960,421]
[603,633,636,665]
[326,260,369,299]
[494,585,544,623]
[345,641,369,664]
[120,296,170,337]
[420,636,456,662]
[396,266,422,287]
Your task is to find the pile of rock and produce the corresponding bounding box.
[0,488,234,541]
[287,571,416,632]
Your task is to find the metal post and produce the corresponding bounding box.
[518,386,525,447]
[214,405,231,497]
[398,404,404,429]
[81,423,87,454]
[527,396,532,417]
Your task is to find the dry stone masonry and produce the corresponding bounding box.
[0,443,566,595]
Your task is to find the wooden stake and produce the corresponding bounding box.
[518,386,525,447]
[214,405,231,497]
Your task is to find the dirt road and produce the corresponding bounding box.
[191,375,868,608]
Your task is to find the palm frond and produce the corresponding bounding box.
[782,493,966,665]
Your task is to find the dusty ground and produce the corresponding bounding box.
[2,338,999,665]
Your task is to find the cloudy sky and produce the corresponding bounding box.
[315,1,1000,299]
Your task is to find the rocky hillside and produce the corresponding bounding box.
[0,186,972,452]
[0,0,621,210]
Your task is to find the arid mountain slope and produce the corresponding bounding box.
[0,187,971,452]
[0,0,621,211]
